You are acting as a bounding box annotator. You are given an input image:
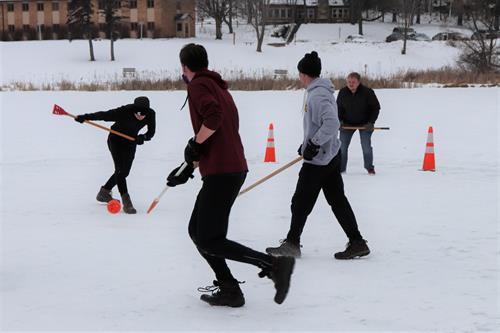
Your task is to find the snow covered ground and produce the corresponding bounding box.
[0,20,468,87]
[1,87,499,331]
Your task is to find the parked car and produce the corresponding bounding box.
[413,33,431,41]
[386,31,416,42]
[392,27,416,35]
[471,29,500,40]
[345,34,367,43]
[432,32,468,41]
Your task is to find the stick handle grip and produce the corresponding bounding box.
[68,113,136,141]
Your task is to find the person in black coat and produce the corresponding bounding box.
[336,72,380,174]
[75,96,156,213]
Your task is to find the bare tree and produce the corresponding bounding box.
[459,0,500,73]
[400,0,418,54]
[198,0,231,40]
[223,0,234,33]
[249,0,270,52]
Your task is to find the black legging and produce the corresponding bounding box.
[103,137,136,195]
[188,172,273,283]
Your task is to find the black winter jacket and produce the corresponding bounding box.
[336,84,380,125]
[81,104,156,143]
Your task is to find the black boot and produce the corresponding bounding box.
[96,187,113,203]
[121,193,137,214]
[266,239,301,258]
[334,239,370,259]
[198,280,245,308]
[259,256,295,304]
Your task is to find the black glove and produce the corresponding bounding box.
[136,134,145,145]
[363,123,374,131]
[166,163,195,187]
[302,140,320,161]
[184,137,202,164]
[297,144,303,156]
[75,115,86,123]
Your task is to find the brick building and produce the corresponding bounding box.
[0,0,195,41]
[266,0,350,24]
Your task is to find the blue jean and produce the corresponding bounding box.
[340,129,374,172]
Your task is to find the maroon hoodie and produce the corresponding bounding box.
[187,69,248,177]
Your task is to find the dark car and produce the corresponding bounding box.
[392,27,416,35]
[386,31,416,42]
[471,29,500,40]
[432,32,468,41]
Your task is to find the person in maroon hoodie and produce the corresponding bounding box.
[166,43,295,308]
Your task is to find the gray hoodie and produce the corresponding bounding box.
[300,78,341,166]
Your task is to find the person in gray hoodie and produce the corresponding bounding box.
[266,51,370,260]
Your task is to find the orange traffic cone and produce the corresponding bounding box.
[264,123,277,163]
[422,126,436,171]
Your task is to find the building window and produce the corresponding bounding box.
[147,0,154,8]
[23,24,30,31]
[147,22,154,30]
[176,0,181,10]
[280,9,286,18]
[130,0,137,9]
[99,23,106,31]
[22,2,29,11]
[53,24,60,31]
[7,3,14,12]
[39,24,45,32]
[37,3,44,11]
[8,25,15,32]
[131,22,138,30]
[177,23,182,32]
[307,8,315,19]
[98,1,105,10]
[52,2,59,11]
[287,8,292,17]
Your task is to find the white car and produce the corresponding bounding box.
[345,34,367,43]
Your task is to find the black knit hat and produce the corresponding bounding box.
[134,96,150,109]
[297,51,321,77]
[179,43,209,72]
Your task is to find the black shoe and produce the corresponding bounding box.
[263,256,295,304]
[266,240,301,258]
[121,193,137,214]
[334,239,370,259]
[198,280,245,308]
[96,187,113,203]
[367,168,376,175]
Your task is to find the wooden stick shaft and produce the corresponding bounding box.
[342,126,390,130]
[67,113,135,141]
[239,156,303,196]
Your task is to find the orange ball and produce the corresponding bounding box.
[107,199,121,214]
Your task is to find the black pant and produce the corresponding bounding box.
[188,172,272,283]
[103,137,136,195]
[286,152,363,245]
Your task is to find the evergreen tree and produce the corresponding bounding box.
[101,0,127,61]
[67,0,96,61]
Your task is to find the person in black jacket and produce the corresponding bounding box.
[74,96,156,214]
[336,72,380,174]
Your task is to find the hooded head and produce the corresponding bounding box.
[297,51,321,78]
[134,96,150,114]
